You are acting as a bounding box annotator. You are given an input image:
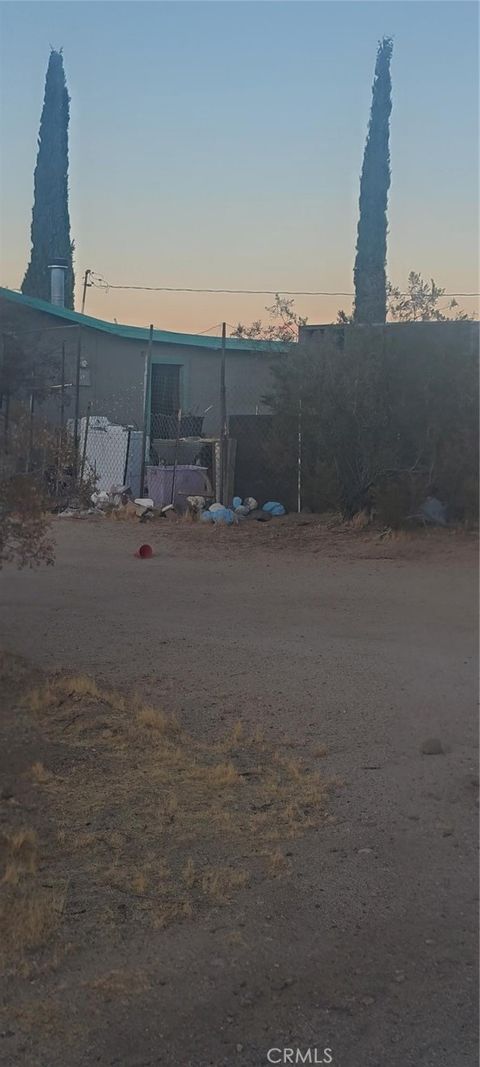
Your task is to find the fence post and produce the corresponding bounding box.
[80,401,91,483]
[59,341,66,437]
[55,341,66,497]
[170,407,182,506]
[219,322,227,503]
[26,363,35,474]
[297,396,302,514]
[3,390,9,456]
[0,333,6,455]
[140,325,153,498]
[73,327,82,482]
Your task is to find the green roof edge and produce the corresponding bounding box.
[0,287,291,353]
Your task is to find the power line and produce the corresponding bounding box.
[88,273,480,299]
[197,322,223,335]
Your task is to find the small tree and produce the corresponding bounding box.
[232,295,307,343]
[387,272,471,322]
[336,271,471,324]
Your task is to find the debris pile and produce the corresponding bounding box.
[58,485,287,528]
[190,495,287,527]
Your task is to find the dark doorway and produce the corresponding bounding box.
[150,363,180,438]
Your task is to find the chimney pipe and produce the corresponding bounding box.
[48,259,68,307]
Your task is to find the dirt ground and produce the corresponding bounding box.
[0,515,478,1067]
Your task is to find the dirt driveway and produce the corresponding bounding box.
[0,517,478,1067]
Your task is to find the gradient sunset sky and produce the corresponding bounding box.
[0,0,478,333]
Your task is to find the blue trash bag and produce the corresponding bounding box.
[200,510,214,523]
[262,501,286,517]
[211,507,235,525]
[232,496,243,511]
[419,496,447,526]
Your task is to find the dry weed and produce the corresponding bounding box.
[350,509,371,530]
[231,720,245,744]
[30,761,55,785]
[87,968,150,999]
[201,866,248,902]
[153,898,193,928]
[4,998,63,1037]
[27,674,127,716]
[131,871,148,895]
[226,929,247,947]
[0,886,66,964]
[1,828,37,884]
[182,857,197,889]
[265,848,291,876]
[137,705,177,734]
[199,761,240,789]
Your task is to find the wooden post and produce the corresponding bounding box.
[297,396,302,514]
[81,269,91,314]
[80,401,91,483]
[1,334,9,454]
[59,341,66,434]
[219,322,227,504]
[55,342,66,498]
[140,325,153,498]
[26,363,35,474]
[170,407,182,506]
[73,328,82,482]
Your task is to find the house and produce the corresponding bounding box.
[1,286,292,499]
[0,287,287,439]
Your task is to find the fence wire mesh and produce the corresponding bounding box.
[0,319,294,514]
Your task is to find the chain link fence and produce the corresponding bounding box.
[1,320,295,514]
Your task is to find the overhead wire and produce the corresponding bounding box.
[88,273,479,299]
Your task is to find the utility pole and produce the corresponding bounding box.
[219,322,227,504]
[81,269,92,314]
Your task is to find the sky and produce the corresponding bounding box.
[0,0,478,333]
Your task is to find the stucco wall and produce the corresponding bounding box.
[0,298,278,434]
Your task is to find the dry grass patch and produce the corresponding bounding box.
[264,848,291,876]
[30,760,56,785]
[136,705,178,735]
[0,886,66,967]
[201,866,249,902]
[86,968,151,1000]
[1,828,38,884]
[153,898,193,928]
[2,661,335,972]
[3,998,64,1037]
[26,673,128,721]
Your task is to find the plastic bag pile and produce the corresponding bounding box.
[198,496,286,525]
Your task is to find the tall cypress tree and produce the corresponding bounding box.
[353,37,393,324]
[22,49,74,308]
